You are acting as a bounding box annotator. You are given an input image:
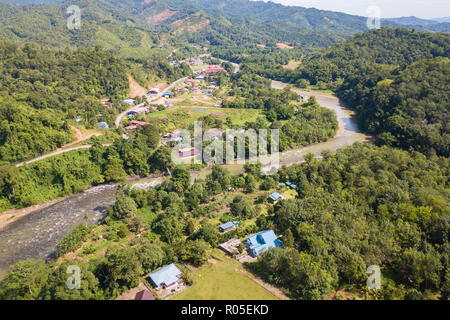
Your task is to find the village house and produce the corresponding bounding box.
[131,120,150,126]
[134,289,155,300]
[148,88,160,94]
[125,125,138,131]
[162,92,174,98]
[100,98,110,105]
[185,78,200,86]
[178,147,200,158]
[97,121,110,130]
[245,230,283,257]
[123,99,135,105]
[206,65,227,74]
[218,238,241,256]
[219,221,239,232]
[148,263,182,289]
[268,192,284,204]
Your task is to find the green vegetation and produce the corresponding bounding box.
[172,249,278,300]
[339,58,449,156]
[251,143,449,300]
[0,41,129,163]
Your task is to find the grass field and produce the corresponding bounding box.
[171,249,278,300]
[145,105,264,129]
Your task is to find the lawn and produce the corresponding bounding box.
[171,249,278,300]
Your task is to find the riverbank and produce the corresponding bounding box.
[0,196,71,232]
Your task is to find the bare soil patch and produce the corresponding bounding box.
[146,9,178,25]
[276,43,293,49]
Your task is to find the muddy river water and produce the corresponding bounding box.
[0,81,370,277]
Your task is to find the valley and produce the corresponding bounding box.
[0,0,448,303]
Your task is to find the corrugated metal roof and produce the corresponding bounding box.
[148,264,182,288]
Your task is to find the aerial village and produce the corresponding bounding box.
[71,55,301,300]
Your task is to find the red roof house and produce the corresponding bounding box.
[131,120,149,126]
[134,290,155,301]
[206,65,227,74]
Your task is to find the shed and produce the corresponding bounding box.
[219,221,239,232]
[269,192,284,204]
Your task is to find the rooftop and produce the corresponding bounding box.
[148,263,182,289]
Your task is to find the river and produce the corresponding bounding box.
[0,185,117,277]
[0,80,370,277]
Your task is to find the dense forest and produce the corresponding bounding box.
[247,28,450,88]
[0,41,129,163]
[339,58,449,156]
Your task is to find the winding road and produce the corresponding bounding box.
[14,77,188,168]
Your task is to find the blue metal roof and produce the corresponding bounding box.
[148,263,182,288]
[269,192,282,201]
[219,221,238,230]
[246,230,283,257]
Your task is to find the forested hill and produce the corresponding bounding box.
[0,0,439,59]
[263,28,450,86]
[339,58,449,157]
[0,41,129,163]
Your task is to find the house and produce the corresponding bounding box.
[218,238,241,256]
[148,88,160,94]
[245,230,283,257]
[284,181,297,189]
[162,92,174,98]
[148,263,182,289]
[97,121,109,130]
[127,111,137,118]
[269,192,284,204]
[219,221,239,232]
[195,76,205,80]
[185,79,200,86]
[125,125,138,131]
[123,99,135,106]
[178,147,200,158]
[100,98,110,104]
[191,87,199,93]
[134,289,155,300]
[131,120,149,126]
[206,65,227,74]
[169,137,183,143]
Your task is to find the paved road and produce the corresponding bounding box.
[14,77,188,167]
[15,144,112,168]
